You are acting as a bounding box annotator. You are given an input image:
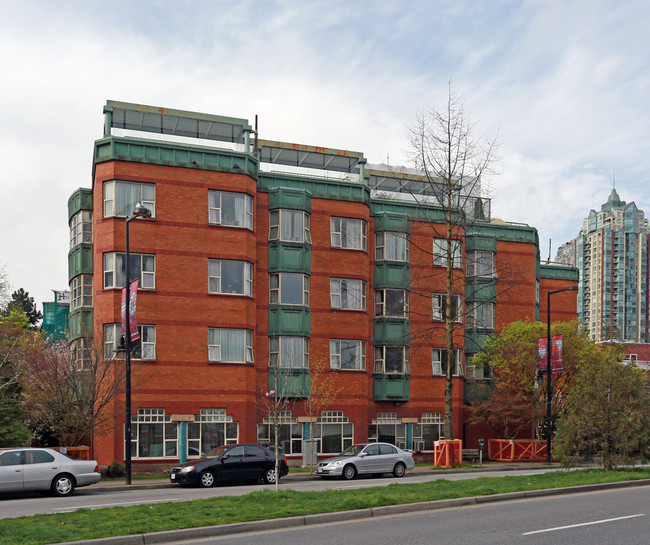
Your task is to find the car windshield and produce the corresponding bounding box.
[339,444,366,457]
[202,446,230,459]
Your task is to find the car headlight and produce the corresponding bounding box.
[330,461,343,467]
[180,466,195,473]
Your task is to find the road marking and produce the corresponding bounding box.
[52,498,177,512]
[523,514,645,535]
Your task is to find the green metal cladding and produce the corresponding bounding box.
[539,264,579,281]
[94,137,258,179]
[268,368,310,398]
[67,309,94,341]
[464,329,493,354]
[258,174,369,204]
[268,307,311,336]
[268,187,311,212]
[374,262,410,288]
[373,375,410,402]
[465,277,497,302]
[68,244,94,282]
[465,234,497,252]
[68,188,93,221]
[373,319,410,346]
[373,212,411,234]
[267,242,311,274]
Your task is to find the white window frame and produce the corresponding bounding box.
[330,278,367,310]
[268,336,309,368]
[189,409,239,455]
[70,338,93,371]
[103,252,155,289]
[69,211,93,248]
[466,250,496,277]
[208,190,253,229]
[375,232,409,261]
[331,217,367,251]
[208,328,254,363]
[374,346,409,374]
[208,259,253,296]
[313,411,354,454]
[374,289,409,317]
[257,412,304,454]
[330,339,366,370]
[130,408,176,459]
[103,180,155,218]
[467,302,495,329]
[432,293,462,322]
[269,273,310,306]
[70,275,93,310]
[433,238,462,268]
[432,348,464,376]
[269,210,311,243]
[104,323,156,360]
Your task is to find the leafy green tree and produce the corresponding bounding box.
[5,288,42,328]
[554,346,650,470]
[468,320,597,438]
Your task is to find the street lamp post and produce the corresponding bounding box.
[545,285,578,463]
[124,202,151,485]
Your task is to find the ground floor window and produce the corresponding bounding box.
[130,408,177,458]
[368,412,406,447]
[257,411,303,454]
[188,409,238,456]
[312,411,354,454]
[412,412,445,451]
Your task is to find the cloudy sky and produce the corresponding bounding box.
[1,0,648,310]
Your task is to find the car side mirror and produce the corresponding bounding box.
[359,452,367,457]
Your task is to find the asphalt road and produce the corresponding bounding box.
[0,467,560,519]
[166,486,650,545]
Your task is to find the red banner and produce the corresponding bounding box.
[537,335,564,374]
[121,279,140,342]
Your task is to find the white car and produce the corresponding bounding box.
[0,448,101,497]
[316,442,415,480]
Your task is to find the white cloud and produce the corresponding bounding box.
[1,0,649,308]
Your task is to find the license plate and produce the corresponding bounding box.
[171,474,175,480]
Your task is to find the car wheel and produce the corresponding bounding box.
[51,474,75,497]
[342,464,357,480]
[263,467,277,484]
[199,470,215,488]
[393,462,406,478]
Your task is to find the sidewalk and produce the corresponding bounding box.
[95,462,562,492]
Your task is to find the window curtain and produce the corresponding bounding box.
[221,329,244,361]
[342,219,360,247]
[115,182,141,217]
[282,211,303,242]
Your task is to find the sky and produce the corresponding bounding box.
[1,0,649,311]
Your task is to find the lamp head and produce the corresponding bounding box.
[132,202,152,219]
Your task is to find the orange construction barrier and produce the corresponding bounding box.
[433,439,463,468]
[488,439,548,462]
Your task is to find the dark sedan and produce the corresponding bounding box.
[169,444,289,487]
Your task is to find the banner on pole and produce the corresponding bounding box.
[537,335,564,374]
[121,279,140,342]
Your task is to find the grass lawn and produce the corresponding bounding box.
[2,468,649,545]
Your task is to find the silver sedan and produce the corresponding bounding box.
[0,448,101,497]
[316,442,415,480]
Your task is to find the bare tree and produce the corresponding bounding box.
[405,82,500,439]
[20,336,138,448]
[303,353,342,474]
[0,262,10,310]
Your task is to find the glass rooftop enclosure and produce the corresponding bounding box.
[101,100,490,219]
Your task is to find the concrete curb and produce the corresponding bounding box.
[55,478,650,545]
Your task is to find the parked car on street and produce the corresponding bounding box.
[316,442,414,480]
[169,444,289,487]
[0,448,101,497]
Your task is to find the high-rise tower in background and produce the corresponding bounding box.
[557,189,649,342]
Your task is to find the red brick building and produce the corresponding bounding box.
[67,101,578,468]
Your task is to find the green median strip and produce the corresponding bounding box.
[2,468,650,545]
